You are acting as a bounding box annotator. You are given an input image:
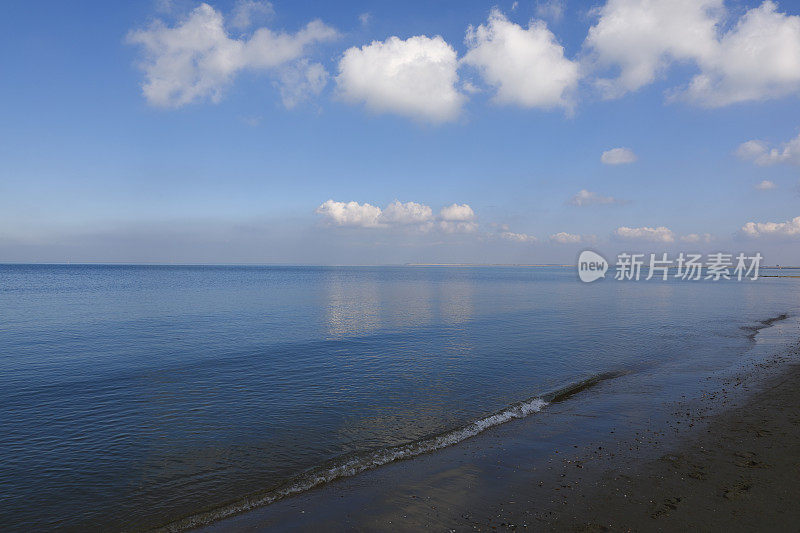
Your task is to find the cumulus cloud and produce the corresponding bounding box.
[736,140,771,163]
[315,200,383,228]
[741,216,800,239]
[439,203,475,221]
[585,0,800,106]
[127,3,337,107]
[569,189,621,206]
[438,203,478,233]
[381,200,434,225]
[755,179,777,190]
[683,1,800,107]
[316,200,476,233]
[585,0,721,98]
[736,132,800,166]
[462,9,579,110]
[336,35,465,122]
[613,225,675,242]
[550,232,595,244]
[601,147,637,165]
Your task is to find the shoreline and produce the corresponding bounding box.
[162,372,629,531]
[541,358,800,531]
[194,315,800,532]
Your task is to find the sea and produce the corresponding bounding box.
[0,264,797,530]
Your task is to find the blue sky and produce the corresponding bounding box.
[1,0,799,264]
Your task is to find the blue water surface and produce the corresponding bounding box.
[0,265,796,530]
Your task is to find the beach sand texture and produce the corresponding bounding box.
[544,360,800,531]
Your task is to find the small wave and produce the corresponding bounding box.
[760,313,789,327]
[543,371,628,403]
[741,313,790,341]
[158,371,625,532]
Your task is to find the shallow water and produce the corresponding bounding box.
[0,265,797,530]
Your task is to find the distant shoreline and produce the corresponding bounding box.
[405,263,574,267]
[1,263,800,269]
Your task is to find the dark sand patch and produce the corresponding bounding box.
[535,363,800,531]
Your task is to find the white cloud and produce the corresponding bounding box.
[230,0,273,30]
[613,225,675,242]
[439,221,479,234]
[439,203,476,221]
[462,10,579,110]
[601,147,637,165]
[585,0,721,98]
[679,233,713,243]
[741,216,800,239]
[437,204,477,233]
[276,59,328,109]
[550,232,592,244]
[461,80,482,94]
[569,189,621,206]
[359,13,371,26]
[381,200,434,225]
[736,132,800,166]
[585,0,800,106]
[501,231,537,242]
[316,200,476,233]
[683,1,800,107]
[316,200,383,228]
[755,179,777,190]
[736,140,770,162]
[336,35,465,123]
[535,0,566,22]
[127,3,337,108]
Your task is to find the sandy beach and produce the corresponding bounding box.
[541,361,800,531]
[198,322,800,532]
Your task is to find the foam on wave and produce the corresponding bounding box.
[160,371,625,532]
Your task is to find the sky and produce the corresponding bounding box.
[1,0,800,265]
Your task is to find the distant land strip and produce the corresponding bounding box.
[405,264,800,269]
[405,264,573,267]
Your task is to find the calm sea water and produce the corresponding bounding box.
[0,265,797,530]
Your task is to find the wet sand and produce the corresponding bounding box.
[535,361,800,531]
[197,328,800,532]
